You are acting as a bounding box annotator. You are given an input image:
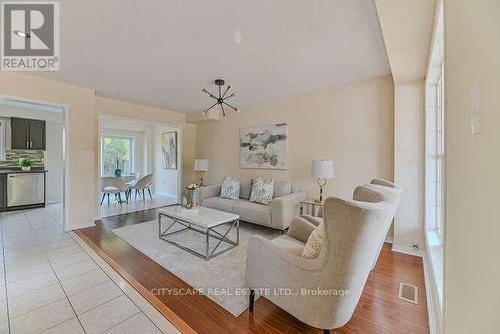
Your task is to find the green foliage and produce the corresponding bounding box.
[19,159,33,167]
[102,137,131,176]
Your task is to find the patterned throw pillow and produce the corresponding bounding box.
[219,176,240,199]
[249,178,274,205]
[301,222,325,259]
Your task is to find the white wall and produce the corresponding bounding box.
[393,79,425,250]
[45,122,64,203]
[444,1,500,333]
[0,105,64,204]
[192,75,394,202]
[153,125,180,199]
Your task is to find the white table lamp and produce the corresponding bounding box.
[194,159,209,186]
[311,160,334,202]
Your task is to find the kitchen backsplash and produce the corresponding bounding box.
[0,150,45,168]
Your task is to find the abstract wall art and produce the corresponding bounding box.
[162,131,177,169]
[240,123,287,169]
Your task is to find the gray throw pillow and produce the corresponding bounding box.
[239,181,252,200]
[219,176,240,199]
[249,177,274,205]
[273,181,291,198]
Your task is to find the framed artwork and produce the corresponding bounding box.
[162,131,177,169]
[240,123,287,169]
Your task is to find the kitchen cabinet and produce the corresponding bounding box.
[11,117,46,150]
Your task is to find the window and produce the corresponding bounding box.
[100,135,134,176]
[436,63,445,238]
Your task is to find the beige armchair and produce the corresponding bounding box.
[300,178,402,270]
[245,184,401,332]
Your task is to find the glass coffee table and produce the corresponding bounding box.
[158,206,240,261]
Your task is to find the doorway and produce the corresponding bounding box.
[97,115,181,218]
[0,97,67,228]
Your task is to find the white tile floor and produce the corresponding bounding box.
[99,194,177,218]
[0,204,172,334]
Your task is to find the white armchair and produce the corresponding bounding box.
[245,184,401,332]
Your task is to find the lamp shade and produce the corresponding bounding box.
[311,160,334,179]
[194,159,209,171]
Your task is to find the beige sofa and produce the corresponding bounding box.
[198,180,306,230]
[245,180,402,332]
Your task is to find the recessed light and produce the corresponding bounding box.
[14,30,30,38]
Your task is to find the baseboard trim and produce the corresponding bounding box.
[155,192,178,199]
[64,222,96,232]
[384,236,394,244]
[423,252,442,334]
[391,244,424,258]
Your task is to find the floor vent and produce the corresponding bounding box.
[398,283,418,304]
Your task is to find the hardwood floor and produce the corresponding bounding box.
[76,207,429,334]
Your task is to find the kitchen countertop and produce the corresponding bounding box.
[0,169,48,174]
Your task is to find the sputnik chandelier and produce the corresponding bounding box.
[201,79,239,118]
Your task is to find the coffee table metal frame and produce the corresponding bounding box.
[159,211,240,261]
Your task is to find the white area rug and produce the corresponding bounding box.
[112,220,280,316]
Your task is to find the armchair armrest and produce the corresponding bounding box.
[271,191,307,230]
[197,185,221,203]
[287,217,316,243]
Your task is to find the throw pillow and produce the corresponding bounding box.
[219,176,240,199]
[273,181,291,198]
[239,181,252,200]
[249,177,274,205]
[301,222,325,259]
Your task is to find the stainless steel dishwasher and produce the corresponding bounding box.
[7,173,45,207]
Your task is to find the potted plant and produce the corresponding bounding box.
[114,158,122,177]
[185,184,199,209]
[19,158,33,171]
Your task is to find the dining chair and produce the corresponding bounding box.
[100,177,128,206]
[129,174,154,201]
[122,173,141,198]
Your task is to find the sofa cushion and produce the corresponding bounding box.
[249,177,274,205]
[202,197,240,213]
[273,181,291,198]
[239,181,252,200]
[220,176,240,199]
[232,200,272,226]
[271,235,305,256]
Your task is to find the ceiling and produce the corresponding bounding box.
[35,0,391,113]
[375,0,436,82]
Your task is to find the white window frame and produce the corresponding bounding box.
[100,134,135,177]
[435,63,445,240]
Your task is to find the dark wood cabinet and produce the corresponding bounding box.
[29,120,46,150]
[11,118,29,150]
[11,118,46,150]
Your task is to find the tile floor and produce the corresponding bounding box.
[0,204,169,334]
[99,194,177,218]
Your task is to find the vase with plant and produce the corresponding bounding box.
[184,184,199,209]
[114,157,122,177]
[19,158,33,171]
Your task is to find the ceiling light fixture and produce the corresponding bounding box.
[13,30,30,38]
[201,79,239,118]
